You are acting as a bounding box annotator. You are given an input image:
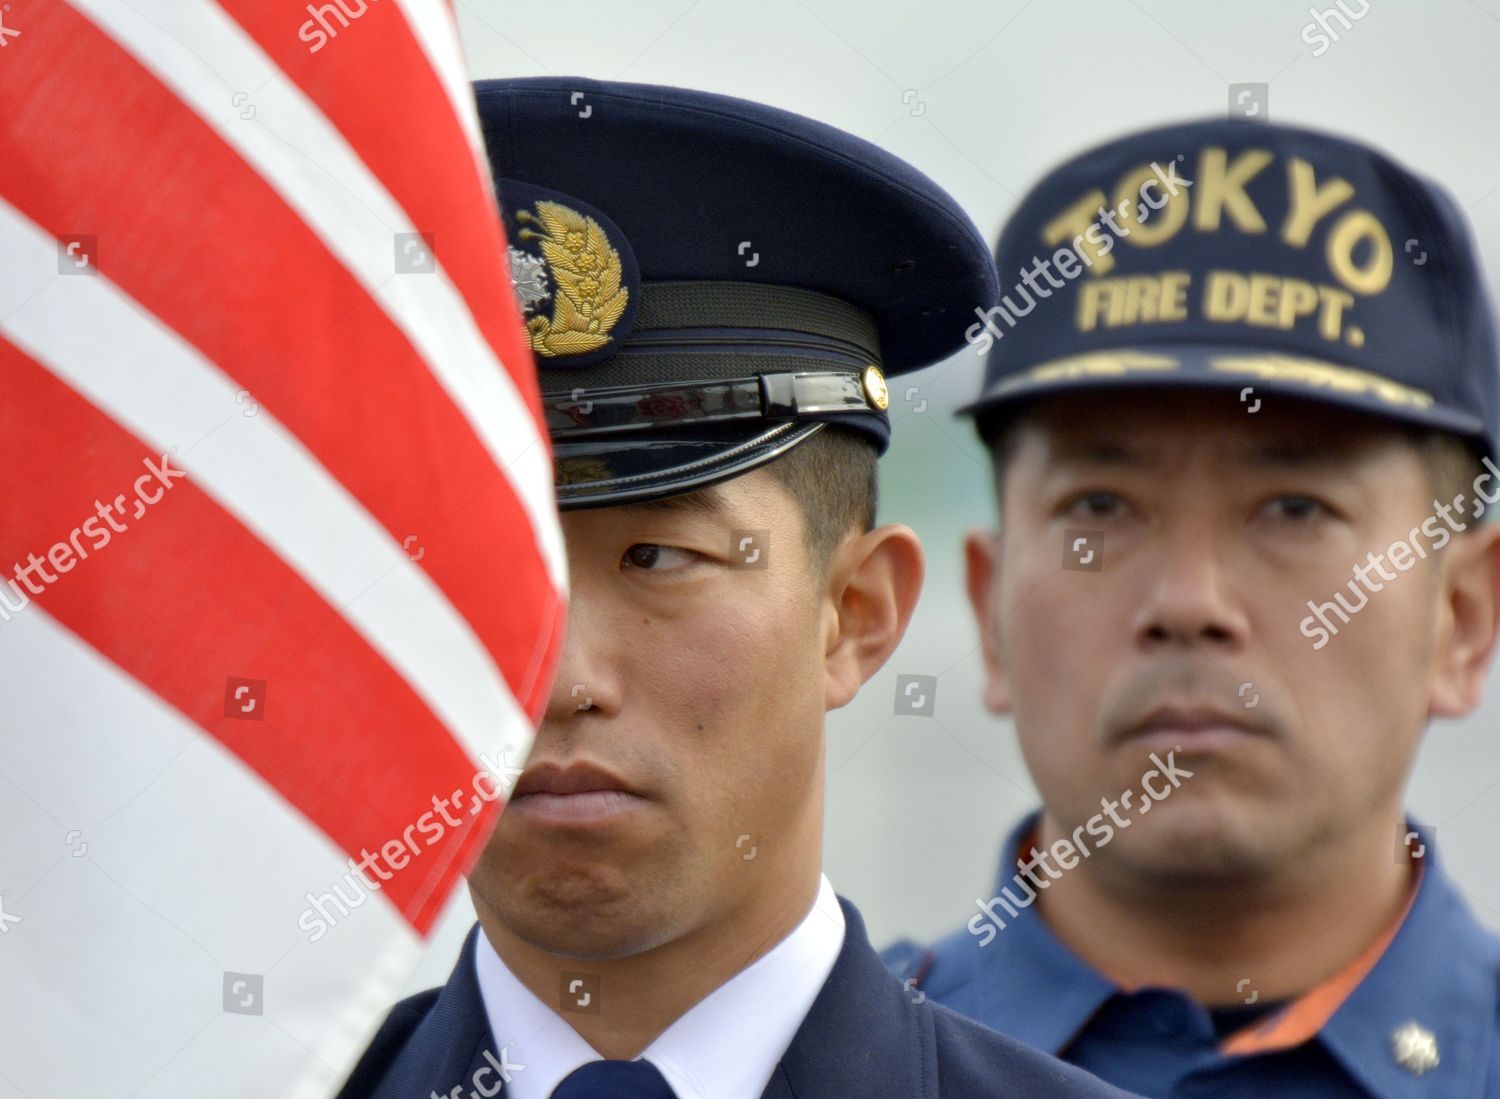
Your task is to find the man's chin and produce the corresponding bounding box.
[1106,799,1288,884]
[519,920,672,961]
[482,861,682,956]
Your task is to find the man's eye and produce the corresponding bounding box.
[1064,491,1125,519]
[621,544,699,571]
[1263,495,1329,522]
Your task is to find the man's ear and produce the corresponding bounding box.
[965,528,1013,716]
[1429,522,1500,718]
[822,524,924,711]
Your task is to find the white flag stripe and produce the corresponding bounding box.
[65,0,566,595]
[0,196,529,767]
[0,605,420,1099]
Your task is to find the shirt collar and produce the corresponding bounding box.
[965,812,1118,1054]
[473,874,845,1099]
[973,814,1498,1099]
[1312,823,1499,1099]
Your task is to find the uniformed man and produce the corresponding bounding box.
[885,118,1500,1097]
[336,78,1134,1099]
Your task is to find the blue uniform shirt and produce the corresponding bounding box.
[884,815,1500,1097]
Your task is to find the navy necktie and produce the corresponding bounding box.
[549,1059,677,1098]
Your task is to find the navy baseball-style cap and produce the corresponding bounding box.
[476,77,998,509]
[961,119,1500,458]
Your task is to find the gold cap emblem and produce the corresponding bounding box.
[862,364,889,411]
[514,200,630,358]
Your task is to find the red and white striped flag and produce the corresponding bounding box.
[0,2,564,1096]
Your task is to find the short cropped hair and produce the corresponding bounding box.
[763,425,879,569]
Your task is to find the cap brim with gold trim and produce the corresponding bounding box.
[963,344,1489,443]
[961,118,1500,457]
[478,77,998,509]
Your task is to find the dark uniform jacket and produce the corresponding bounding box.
[338,895,1137,1098]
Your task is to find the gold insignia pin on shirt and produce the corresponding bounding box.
[862,364,890,411]
[1391,1021,1439,1075]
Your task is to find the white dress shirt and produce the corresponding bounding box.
[473,874,846,1099]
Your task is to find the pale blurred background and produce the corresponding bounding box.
[411,0,1500,989]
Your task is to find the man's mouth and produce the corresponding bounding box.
[1118,704,1271,753]
[507,761,649,826]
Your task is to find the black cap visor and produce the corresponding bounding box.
[553,420,824,509]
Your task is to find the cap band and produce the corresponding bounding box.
[632,282,880,355]
[538,282,883,391]
[546,370,882,437]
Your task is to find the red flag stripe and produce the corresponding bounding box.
[0,335,494,934]
[67,0,566,693]
[0,2,563,716]
[0,189,530,764]
[219,0,547,437]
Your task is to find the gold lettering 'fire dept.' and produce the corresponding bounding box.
[1043,147,1394,349]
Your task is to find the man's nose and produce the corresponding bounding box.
[542,598,621,722]
[1130,521,1250,650]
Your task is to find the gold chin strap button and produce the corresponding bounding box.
[862,364,890,411]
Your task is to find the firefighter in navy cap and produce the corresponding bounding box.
[337,78,1134,1099]
[885,117,1500,1097]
